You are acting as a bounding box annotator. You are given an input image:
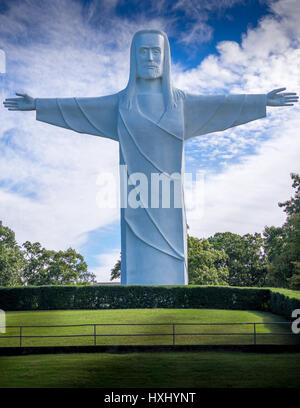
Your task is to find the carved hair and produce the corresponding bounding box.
[121,29,184,110]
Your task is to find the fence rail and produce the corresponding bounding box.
[0,322,298,347]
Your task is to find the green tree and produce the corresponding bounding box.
[188,236,229,285]
[263,225,289,287]
[47,248,95,285]
[209,232,267,287]
[264,173,300,288]
[278,173,300,216]
[0,221,24,286]
[110,257,121,281]
[289,262,300,289]
[22,241,95,285]
[22,241,52,285]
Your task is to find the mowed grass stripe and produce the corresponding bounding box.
[0,309,298,346]
[0,352,300,388]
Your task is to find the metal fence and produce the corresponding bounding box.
[0,321,298,347]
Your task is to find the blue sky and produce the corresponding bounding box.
[0,0,299,281]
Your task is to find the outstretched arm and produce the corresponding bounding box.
[184,88,298,140]
[3,92,119,141]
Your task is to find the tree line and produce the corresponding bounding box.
[0,227,96,286]
[0,173,299,289]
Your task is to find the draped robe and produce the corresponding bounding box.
[36,91,266,285]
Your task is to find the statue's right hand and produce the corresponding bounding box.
[3,93,36,111]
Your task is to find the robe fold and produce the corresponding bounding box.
[36,91,266,285]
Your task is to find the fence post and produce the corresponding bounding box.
[94,324,96,346]
[172,324,175,346]
[20,326,22,347]
[253,323,256,345]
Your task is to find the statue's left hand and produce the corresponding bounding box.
[267,88,299,107]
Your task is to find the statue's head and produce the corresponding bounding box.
[135,31,164,80]
[122,29,183,110]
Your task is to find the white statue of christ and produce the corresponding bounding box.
[3,29,298,285]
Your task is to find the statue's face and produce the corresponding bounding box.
[135,33,164,80]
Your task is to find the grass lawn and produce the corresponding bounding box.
[0,308,299,347]
[0,351,299,388]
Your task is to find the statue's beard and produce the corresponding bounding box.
[138,65,162,79]
[147,68,160,78]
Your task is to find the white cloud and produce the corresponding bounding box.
[174,0,300,94]
[91,250,120,282]
[167,0,245,45]
[183,0,300,237]
[0,0,129,252]
[187,112,300,237]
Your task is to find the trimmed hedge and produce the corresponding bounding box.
[0,285,270,311]
[269,288,300,318]
[0,285,298,317]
